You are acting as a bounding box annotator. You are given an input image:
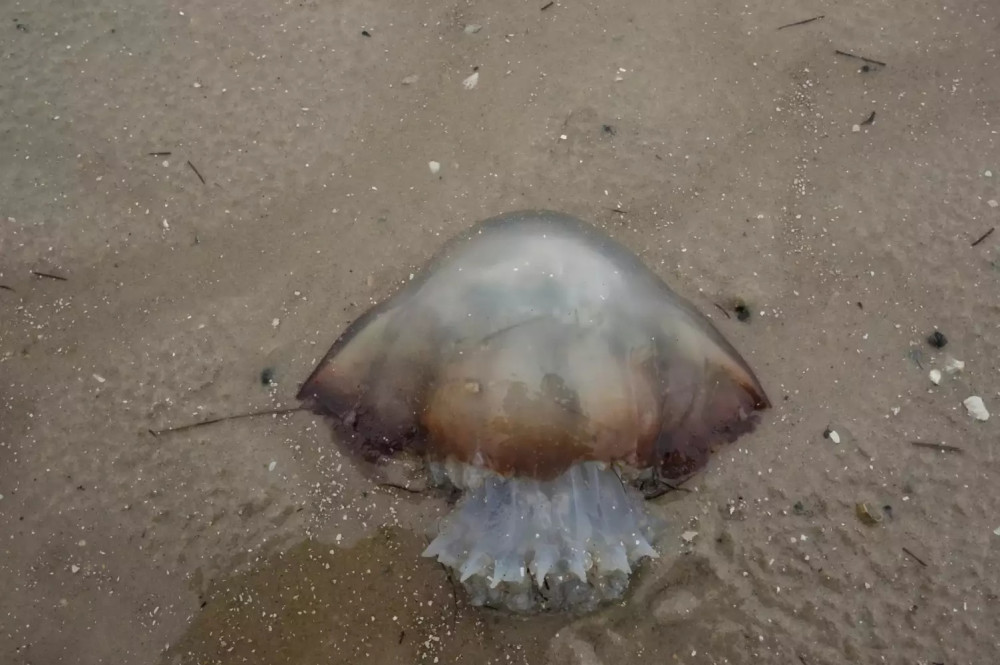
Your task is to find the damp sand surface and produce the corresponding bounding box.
[2,0,1000,664]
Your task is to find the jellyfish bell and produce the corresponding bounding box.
[298,210,769,614]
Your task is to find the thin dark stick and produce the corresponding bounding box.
[0,284,14,292]
[541,1,554,10]
[378,482,424,494]
[437,563,459,633]
[31,271,68,281]
[835,50,887,67]
[611,207,627,215]
[860,111,876,126]
[149,406,306,436]
[148,151,172,156]
[777,15,824,30]
[714,303,732,319]
[910,440,963,453]
[187,160,206,184]
[971,227,995,247]
[902,547,928,567]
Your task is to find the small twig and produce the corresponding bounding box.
[31,270,68,281]
[0,284,14,292]
[148,151,172,156]
[437,563,459,633]
[611,207,627,215]
[777,15,824,30]
[540,1,554,10]
[186,160,206,184]
[902,547,928,567]
[910,440,963,453]
[378,482,424,494]
[971,227,995,247]
[148,406,306,436]
[835,50,887,67]
[714,303,732,319]
[860,111,876,126]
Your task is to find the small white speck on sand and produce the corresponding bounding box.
[428,161,441,174]
[271,318,280,328]
[71,565,80,574]
[681,531,698,543]
[929,369,942,385]
[852,124,861,133]
[828,430,842,444]
[464,24,482,34]
[402,74,418,85]
[462,71,479,90]
[268,461,277,472]
[92,374,106,383]
[987,199,998,208]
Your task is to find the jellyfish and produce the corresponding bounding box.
[297,210,769,614]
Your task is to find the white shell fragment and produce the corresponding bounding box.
[929,369,942,385]
[963,396,990,421]
[828,430,842,444]
[462,71,479,90]
[464,24,482,34]
[945,357,965,374]
[428,161,441,175]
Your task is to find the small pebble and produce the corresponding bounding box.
[944,357,965,374]
[464,24,482,34]
[852,124,861,133]
[462,72,479,90]
[401,74,418,85]
[271,318,280,328]
[71,565,80,574]
[926,331,947,348]
[988,200,998,208]
[828,430,841,444]
[92,374,106,383]
[681,531,698,543]
[985,170,993,177]
[428,161,441,175]
[929,369,942,385]
[963,396,989,421]
[268,461,277,472]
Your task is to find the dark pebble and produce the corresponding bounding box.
[926,331,947,349]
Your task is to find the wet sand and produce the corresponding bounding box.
[2,0,999,663]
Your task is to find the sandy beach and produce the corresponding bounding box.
[2,0,999,663]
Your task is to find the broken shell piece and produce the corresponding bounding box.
[963,396,990,421]
[856,502,883,526]
[428,161,441,175]
[929,369,942,385]
[298,211,770,614]
[462,71,479,90]
[944,357,965,374]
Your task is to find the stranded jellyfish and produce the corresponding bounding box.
[298,210,769,614]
